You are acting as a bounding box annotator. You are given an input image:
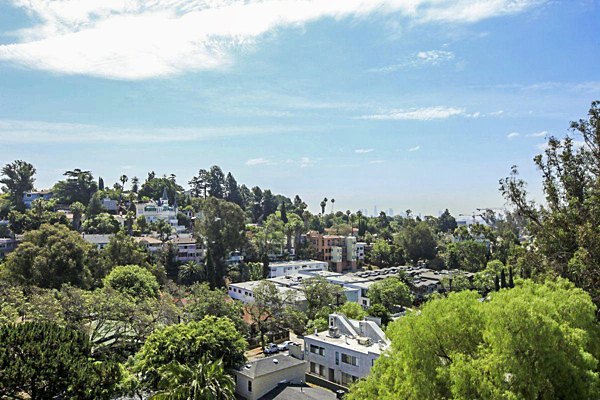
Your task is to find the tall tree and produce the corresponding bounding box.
[320,198,328,215]
[131,176,140,193]
[120,174,129,190]
[208,165,225,199]
[54,169,98,205]
[0,160,36,211]
[437,209,458,233]
[70,201,85,230]
[224,172,243,206]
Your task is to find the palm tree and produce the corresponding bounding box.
[131,176,140,193]
[120,175,128,190]
[320,197,328,215]
[330,198,335,213]
[151,357,235,400]
[178,261,206,285]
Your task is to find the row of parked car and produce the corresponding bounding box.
[263,340,298,355]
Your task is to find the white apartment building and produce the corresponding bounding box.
[355,242,366,261]
[267,260,328,278]
[304,313,389,387]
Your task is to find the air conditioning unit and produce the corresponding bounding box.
[328,327,341,338]
[357,336,372,346]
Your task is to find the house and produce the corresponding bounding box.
[135,189,184,232]
[355,242,366,261]
[23,190,53,208]
[303,313,389,387]
[101,198,118,213]
[82,233,113,250]
[228,280,307,307]
[267,260,328,278]
[234,355,306,400]
[171,235,203,263]
[133,236,163,253]
[0,237,19,259]
[307,232,357,273]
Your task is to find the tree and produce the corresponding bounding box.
[197,197,246,287]
[348,279,600,400]
[500,101,600,315]
[367,303,391,326]
[4,223,94,289]
[139,176,183,204]
[152,357,235,400]
[82,212,120,234]
[0,322,121,399]
[368,277,412,312]
[53,168,98,205]
[0,160,35,211]
[442,240,488,272]
[320,198,328,215]
[437,209,458,233]
[399,221,437,264]
[70,201,85,230]
[208,165,225,198]
[7,203,70,234]
[103,265,160,300]
[224,172,243,207]
[99,176,105,191]
[338,301,367,320]
[261,189,277,219]
[178,261,206,286]
[134,316,246,390]
[301,276,346,319]
[183,283,246,334]
[120,174,129,190]
[131,176,140,193]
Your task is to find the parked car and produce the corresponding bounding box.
[263,343,279,355]
[277,340,296,351]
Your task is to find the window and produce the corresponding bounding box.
[341,372,358,386]
[309,344,325,356]
[341,353,358,366]
[247,380,252,392]
[335,351,339,365]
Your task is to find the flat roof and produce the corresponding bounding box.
[269,260,327,267]
[304,331,387,356]
[236,355,305,379]
[260,384,337,400]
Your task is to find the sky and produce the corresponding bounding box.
[0,0,599,216]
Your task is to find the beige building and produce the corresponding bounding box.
[234,355,306,400]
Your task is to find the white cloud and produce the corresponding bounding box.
[0,0,546,79]
[370,49,455,72]
[407,145,421,151]
[355,148,374,153]
[527,130,547,137]
[0,118,302,143]
[246,157,272,166]
[369,160,386,164]
[507,132,519,139]
[361,106,467,121]
[489,110,504,116]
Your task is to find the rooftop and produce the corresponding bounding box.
[236,355,305,379]
[82,234,113,244]
[304,330,387,356]
[260,384,337,400]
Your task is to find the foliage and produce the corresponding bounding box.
[368,238,405,268]
[103,264,160,300]
[367,303,391,326]
[53,168,98,205]
[301,276,346,319]
[398,221,437,264]
[437,209,458,233]
[134,316,246,390]
[338,301,367,320]
[349,279,600,400]
[0,160,36,211]
[82,212,120,234]
[151,357,235,400]
[0,321,121,399]
[368,276,412,311]
[442,240,489,272]
[4,223,94,289]
[183,283,246,334]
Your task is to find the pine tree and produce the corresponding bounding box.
[500,268,507,289]
[98,176,104,191]
[280,201,288,224]
[509,266,515,288]
[494,275,500,291]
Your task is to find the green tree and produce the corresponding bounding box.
[368,276,412,311]
[338,301,367,320]
[134,316,246,390]
[183,283,246,334]
[0,322,121,399]
[70,201,85,230]
[0,160,36,211]
[301,276,346,319]
[82,212,120,234]
[349,279,600,400]
[151,357,235,400]
[442,240,489,272]
[4,223,94,289]
[367,303,391,326]
[224,172,243,207]
[178,261,206,285]
[86,191,105,217]
[103,265,160,300]
[53,168,98,205]
[399,221,437,264]
[197,197,245,287]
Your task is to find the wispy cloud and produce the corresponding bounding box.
[355,148,374,154]
[370,49,455,72]
[408,145,421,152]
[369,160,386,164]
[360,106,467,121]
[527,130,547,137]
[0,118,303,144]
[246,157,272,166]
[0,0,547,79]
[507,132,520,139]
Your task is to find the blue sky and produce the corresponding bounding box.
[0,0,599,216]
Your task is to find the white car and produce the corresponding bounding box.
[263,343,279,355]
[277,340,296,351]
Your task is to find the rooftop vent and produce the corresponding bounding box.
[273,359,279,364]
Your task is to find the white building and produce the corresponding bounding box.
[234,355,305,400]
[228,280,306,306]
[171,235,204,263]
[82,233,113,250]
[304,313,389,387]
[355,242,366,261]
[135,189,183,231]
[267,260,327,278]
